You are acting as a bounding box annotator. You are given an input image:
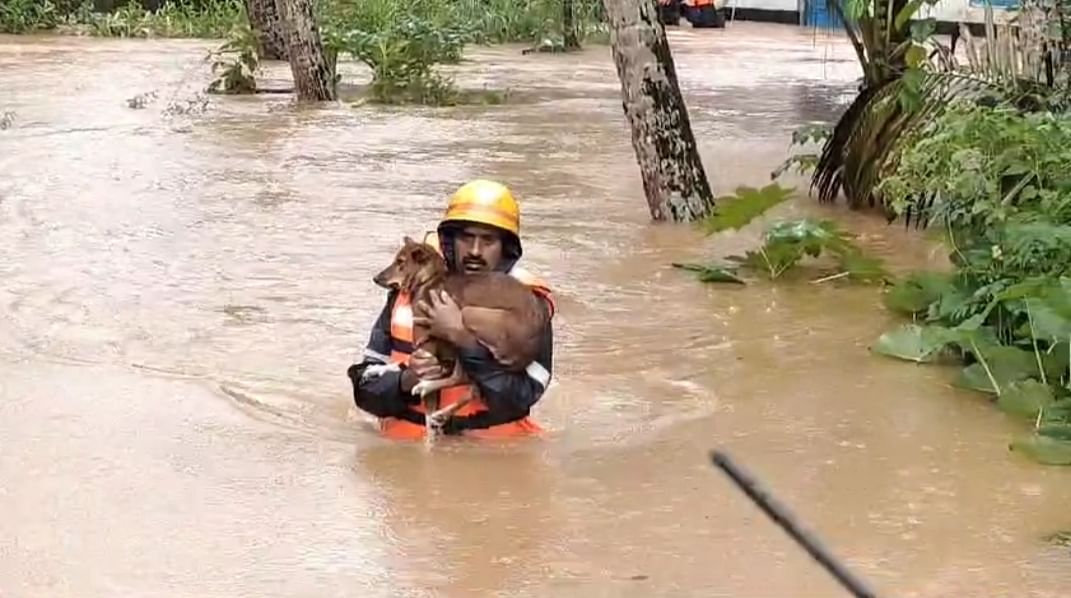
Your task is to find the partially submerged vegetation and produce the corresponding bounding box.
[680,0,1071,466]
[1,0,245,37]
[2,0,606,105]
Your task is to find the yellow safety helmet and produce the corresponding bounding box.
[440,179,521,236]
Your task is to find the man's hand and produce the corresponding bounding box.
[401,348,443,392]
[414,290,477,348]
[409,348,445,378]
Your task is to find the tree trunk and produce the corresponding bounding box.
[244,0,289,61]
[278,0,337,102]
[601,0,715,222]
[563,0,581,50]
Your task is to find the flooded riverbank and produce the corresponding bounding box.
[2,22,1070,597]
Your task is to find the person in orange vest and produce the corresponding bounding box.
[347,179,556,439]
[682,0,726,28]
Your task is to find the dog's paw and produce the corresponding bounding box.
[411,380,434,397]
[361,363,399,381]
[426,411,449,432]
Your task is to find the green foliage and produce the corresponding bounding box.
[771,123,831,180]
[1,0,59,33]
[206,21,259,95]
[321,0,471,104]
[800,0,1071,209]
[675,184,887,285]
[702,184,795,233]
[319,0,605,105]
[84,0,243,38]
[874,104,1071,466]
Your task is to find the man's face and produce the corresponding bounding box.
[453,224,504,274]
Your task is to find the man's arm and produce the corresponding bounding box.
[346,292,420,421]
[451,299,554,430]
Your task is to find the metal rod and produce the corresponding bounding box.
[709,450,879,598]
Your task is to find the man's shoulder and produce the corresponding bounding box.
[508,263,556,317]
[507,263,552,289]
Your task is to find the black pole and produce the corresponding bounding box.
[709,450,879,598]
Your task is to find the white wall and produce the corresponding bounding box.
[730,0,799,12]
[729,0,1019,24]
[918,0,1018,24]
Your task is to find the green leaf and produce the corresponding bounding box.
[671,262,746,285]
[1037,423,1071,441]
[953,346,1040,394]
[883,271,954,315]
[1041,342,1070,382]
[956,363,998,393]
[1010,434,1071,466]
[996,380,1055,419]
[837,251,888,283]
[702,184,795,233]
[872,324,952,363]
[905,44,928,69]
[1025,283,1071,340]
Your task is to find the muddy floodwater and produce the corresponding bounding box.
[2,22,1071,598]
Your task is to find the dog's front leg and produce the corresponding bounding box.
[425,394,474,432]
[410,360,465,398]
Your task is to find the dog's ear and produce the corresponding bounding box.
[403,235,416,246]
[411,247,429,264]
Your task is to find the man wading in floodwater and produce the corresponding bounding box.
[347,179,557,439]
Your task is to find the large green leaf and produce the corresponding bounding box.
[953,345,1041,394]
[1037,423,1071,441]
[956,363,998,393]
[1010,434,1071,466]
[872,324,952,363]
[1041,342,1070,383]
[882,271,955,315]
[701,185,796,233]
[996,380,1055,419]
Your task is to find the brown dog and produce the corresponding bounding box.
[363,235,549,433]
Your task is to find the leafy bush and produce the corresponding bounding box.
[86,0,244,38]
[321,0,472,104]
[1,0,60,33]
[873,104,1071,465]
[206,21,259,94]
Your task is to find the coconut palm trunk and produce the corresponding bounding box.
[600,0,715,222]
[244,0,289,60]
[278,0,337,101]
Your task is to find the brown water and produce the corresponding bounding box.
[2,22,1070,598]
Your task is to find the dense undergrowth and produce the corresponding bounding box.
[1,0,606,45]
[0,0,244,37]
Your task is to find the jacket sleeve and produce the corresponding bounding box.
[452,298,554,430]
[347,292,419,419]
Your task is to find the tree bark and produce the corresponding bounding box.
[563,0,581,50]
[601,0,715,222]
[278,0,337,102]
[244,0,289,61]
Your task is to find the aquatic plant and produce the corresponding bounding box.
[673,184,888,283]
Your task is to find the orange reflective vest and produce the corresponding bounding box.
[379,263,556,440]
